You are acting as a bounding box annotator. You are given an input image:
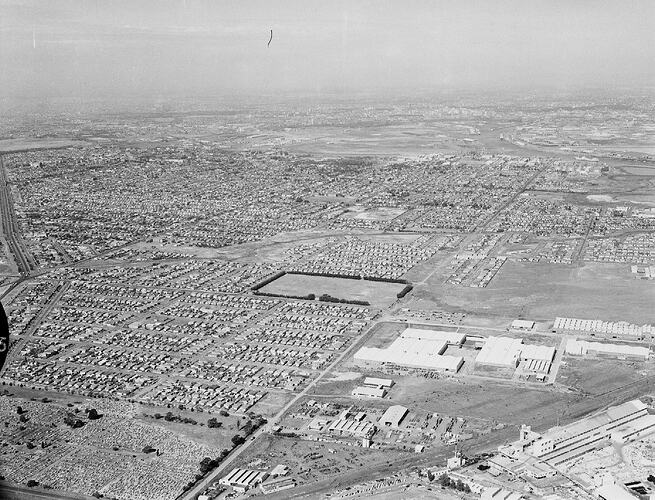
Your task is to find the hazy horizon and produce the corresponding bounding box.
[1,0,654,101]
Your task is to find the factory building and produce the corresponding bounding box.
[519,344,556,374]
[476,337,556,373]
[475,336,523,368]
[327,408,376,438]
[363,377,394,388]
[510,319,535,331]
[566,339,650,361]
[379,405,409,428]
[351,386,386,398]
[220,468,269,493]
[553,317,653,340]
[354,328,465,373]
[520,399,654,465]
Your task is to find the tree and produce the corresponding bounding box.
[26,480,39,488]
[207,418,222,429]
[438,474,450,487]
[231,435,245,447]
[87,408,102,420]
[426,470,435,482]
[16,406,24,415]
[219,410,229,417]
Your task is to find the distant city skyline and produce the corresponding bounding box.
[1,0,654,99]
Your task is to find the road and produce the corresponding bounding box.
[180,316,385,500]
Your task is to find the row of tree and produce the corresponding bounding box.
[318,294,370,306]
[182,414,268,493]
[251,271,286,291]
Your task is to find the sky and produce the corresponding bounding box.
[0,0,654,100]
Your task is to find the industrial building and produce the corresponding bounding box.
[553,316,654,339]
[351,386,386,398]
[379,405,409,428]
[476,337,556,373]
[354,328,465,373]
[519,399,655,465]
[596,482,638,500]
[475,336,523,368]
[363,376,394,388]
[510,319,535,331]
[519,344,556,374]
[259,477,296,495]
[328,409,376,438]
[219,468,269,493]
[565,339,650,360]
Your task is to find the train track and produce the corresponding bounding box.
[0,155,35,275]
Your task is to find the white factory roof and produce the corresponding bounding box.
[328,417,375,436]
[220,468,269,488]
[363,377,394,387]
[520,344,556,362]
[402,328,466,344]
[566,339,650,359]
[352,386,386,398]
[511,319,535,330]
[476,336,523,367]
[355,330,464,372]
[379,405,409,427]
[542,400,648,444]
[596,482,639,500]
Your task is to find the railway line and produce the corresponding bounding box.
[0,155,36,275]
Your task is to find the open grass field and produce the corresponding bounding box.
[418,260,655,325]
[260,273,406,307]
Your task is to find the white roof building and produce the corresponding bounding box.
[351,386,386,398]
[354,328,464,373]
[379,405,409,428]
[511,319,535,330]
[476,336,523,367]
[566,339,650,360]
[220,468,269,492]
[520,344,556,362]
[363,377,394,387]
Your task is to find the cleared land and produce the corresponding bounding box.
[260,273,406,307]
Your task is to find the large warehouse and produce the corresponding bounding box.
[354,328,465,373]
[553,317,654,339]
[565,339,650,360]
[475,336,523,367]
[476,337,556,373]
[520,399,655,465]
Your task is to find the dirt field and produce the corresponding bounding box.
[556,356,653,396]
[260,273,405,307]
[227,433,408,488]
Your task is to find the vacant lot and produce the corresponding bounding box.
[419,260,655,325]
[260,273,406,307]
[556,356,652,396]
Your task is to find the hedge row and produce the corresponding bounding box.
[251,271,286,290]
